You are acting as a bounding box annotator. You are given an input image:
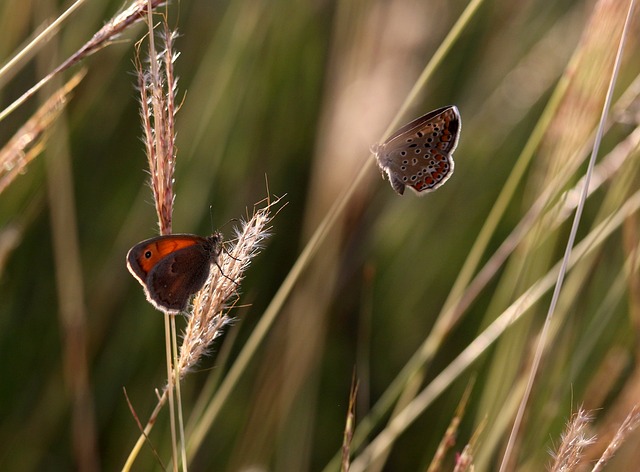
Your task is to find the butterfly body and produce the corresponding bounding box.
[126,233,223,314]
[373,106,461,195]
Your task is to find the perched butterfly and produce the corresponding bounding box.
[372,106,461,195]
[126,233,223,314]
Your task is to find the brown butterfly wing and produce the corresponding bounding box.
[126,234,220,313]
[146,244,213,312]
[375,106,460,195]
[126,236,206,283]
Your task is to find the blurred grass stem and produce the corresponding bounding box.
[0,0,166,124]
[347,189,640,471]
[188,0,487,461]
[499,1,636,469]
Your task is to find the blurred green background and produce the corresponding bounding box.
[1,0,639,470]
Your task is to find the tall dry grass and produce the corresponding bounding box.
[1,0,639,470]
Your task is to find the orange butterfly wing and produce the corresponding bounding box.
[126,234,221,313]
[129,236,205,278]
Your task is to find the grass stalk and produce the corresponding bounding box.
[500,1,636,469]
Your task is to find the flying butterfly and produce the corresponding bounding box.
[373,106,461,195]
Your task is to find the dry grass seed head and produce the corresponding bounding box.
[548,407,595,472]
[135,23,179,235]
[177,197,281,375]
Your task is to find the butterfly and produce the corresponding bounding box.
[126,233,223,314]
[372,105,461,195]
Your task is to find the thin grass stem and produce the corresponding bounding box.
[499,1,636,469]
[171,315,188,472]
[164,312,178,472]
[347,189,640,472]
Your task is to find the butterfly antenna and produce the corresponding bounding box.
[209,205,215,233]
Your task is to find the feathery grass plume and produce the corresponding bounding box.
[453,445,475,472]
[591,405,640,472]
[135,21,178,234]
[427,380,476,472]
[0,71,84,194]
[178,197,281,375]
[122,197,282,470]
[134,13,183,471]
[548,408,595,472]
[340,372,358,472]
